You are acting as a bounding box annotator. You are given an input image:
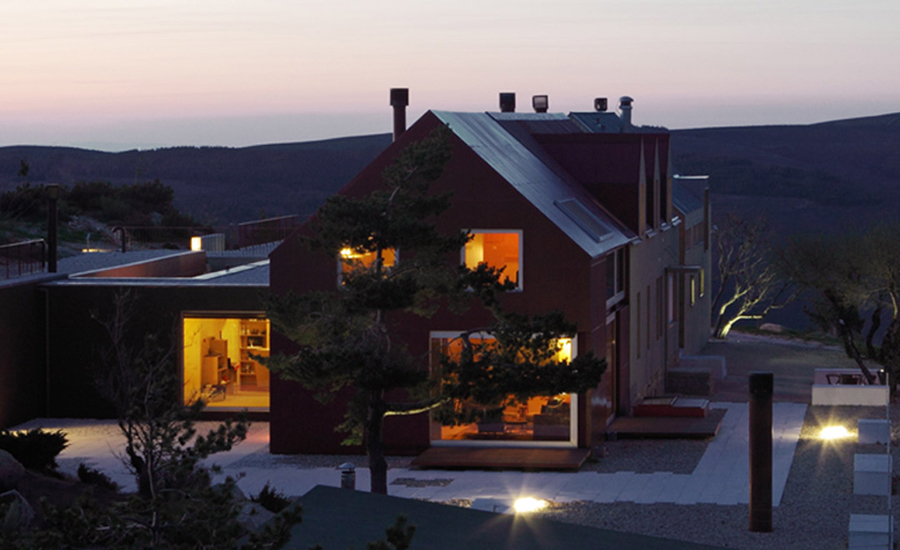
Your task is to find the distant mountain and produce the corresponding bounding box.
[4,112,900,235]
[671,112,900,235]
[0,134,393,225]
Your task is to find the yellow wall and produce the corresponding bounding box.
[183,317,228,404]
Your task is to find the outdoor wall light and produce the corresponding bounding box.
[820,425,851,440]
[190,237,202,251]
[513,497,547,513]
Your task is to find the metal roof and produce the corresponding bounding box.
[673,175,707,226]
[569,111,669,134]
[433,111,632,257]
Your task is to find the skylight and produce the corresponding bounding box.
[555,198,613,243]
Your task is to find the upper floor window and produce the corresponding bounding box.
[605,248,626,306]
[463,231,522,290]
[338,247,396,286]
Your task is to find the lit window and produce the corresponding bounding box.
[430,332,575,444]
[690,275,696,306]
[699,268,706,298]
[463,231,522,289]
[338,247,396,285]
[182,316,270,411]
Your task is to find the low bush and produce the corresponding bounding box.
[76,463,119,492]
[252,482,292,514]
[0,429,68,472]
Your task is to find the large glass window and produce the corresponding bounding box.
[430,333,575,444]
[182,316,270,411]
[463,231,522,289]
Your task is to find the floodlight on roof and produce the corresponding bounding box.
[532,95,549,113]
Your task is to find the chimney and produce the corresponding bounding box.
[594,97,608,112]
[390,88,409,142]
[499,92,516,113]
[618,96,633,127]
[532,95,548,113]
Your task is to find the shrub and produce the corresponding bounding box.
[0,429,68,472]
[251,482,292,514]
[76,463,119,492]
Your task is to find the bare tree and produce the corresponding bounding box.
[712,213,796,338]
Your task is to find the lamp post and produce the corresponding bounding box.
[46,184,60,273]
[749,372,773,532]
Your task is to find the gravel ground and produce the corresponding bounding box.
[230,448,414,470]
[584,437,709,474]
[529,405,898,550]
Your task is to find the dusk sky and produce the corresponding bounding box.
[2,0,897,151]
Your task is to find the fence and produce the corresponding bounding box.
[0,239,46,279]
[236,215,300,248]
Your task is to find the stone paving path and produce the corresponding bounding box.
[14,401,807,507]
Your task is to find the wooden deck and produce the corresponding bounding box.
[607,408,726,439]
[411,447,591,470]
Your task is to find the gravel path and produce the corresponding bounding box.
[532,405,897,550]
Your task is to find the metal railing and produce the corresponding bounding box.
[112,226,213,252]
[0,239,46,279]
[236,215,300,248]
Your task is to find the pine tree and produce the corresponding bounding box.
[267,126,606,494]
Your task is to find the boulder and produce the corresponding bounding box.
[0,450,25,491]
[0,489,35,533]
[237,501,275,533]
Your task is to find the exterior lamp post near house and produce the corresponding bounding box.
[46,184,60,273]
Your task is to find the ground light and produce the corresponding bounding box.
[513,497,548,513]
[820,425,851,440]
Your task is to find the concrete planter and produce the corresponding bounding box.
[811,368,889,406]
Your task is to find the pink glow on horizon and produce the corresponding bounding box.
[1,0,898,149]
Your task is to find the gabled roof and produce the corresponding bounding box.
[432,111,633,258]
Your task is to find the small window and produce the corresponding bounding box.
[463,231,522,289]
[646,284,651,350]
[690,275,696,306]
[667,273,675,323]
[338,247,396,286]
[605,248,626,307]
[699,268,706,298]
[636,292,641,358]
[656,277,663,340]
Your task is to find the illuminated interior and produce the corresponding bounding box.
[464,232,521,287]
[340,247,396,272]
[182,316,270,410]
[431,334,573,443]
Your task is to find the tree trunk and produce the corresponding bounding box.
[837,323,877,385]
[865,302,883,359]
[879,319,900,394]
[366,390,389,495]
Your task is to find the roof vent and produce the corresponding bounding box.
[390,88,409,142]
[499,92,516,113]
[532,95,549,113]
[618,96,633,127]
[594,97,608,112]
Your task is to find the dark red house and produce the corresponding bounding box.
[268,93,709,455]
